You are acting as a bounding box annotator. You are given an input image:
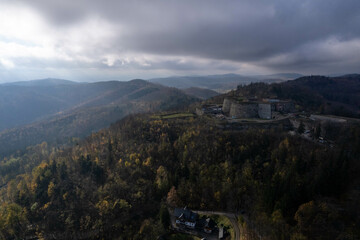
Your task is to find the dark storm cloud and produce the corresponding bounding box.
[12,0,360,74]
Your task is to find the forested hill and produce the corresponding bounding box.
[2,78,77,87]
[0,113,359,239]
[0,79,197,156]
[212,74,360,118]
[0,79,196,132]
[182,87,219,99]
[280,75,360,116]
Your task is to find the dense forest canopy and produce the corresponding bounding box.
[0,113,359,239]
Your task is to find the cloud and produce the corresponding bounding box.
[0,0,359,82]
[260,37,360,73]
[0,58,15,69]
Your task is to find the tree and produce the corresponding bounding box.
[294,201,317,231]
[297,121,305,134]
[0,203,28,238]
[155,166,169,192]
[314,123,321,139]
[159,205,170,229]
[166,186,181,207]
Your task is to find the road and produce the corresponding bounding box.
[193,211,241,240]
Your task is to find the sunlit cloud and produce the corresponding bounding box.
[0,58,15,69]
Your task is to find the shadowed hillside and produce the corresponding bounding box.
[182,87,219,99]
[0,79,196,131]
[0,79,197,156]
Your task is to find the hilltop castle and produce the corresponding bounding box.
[222,97,294,119]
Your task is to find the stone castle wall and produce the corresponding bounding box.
[229,102,258,118]
[223,98,280,119]
[258,103,272,119]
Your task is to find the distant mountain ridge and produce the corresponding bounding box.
[149,73,302,92]
[1,78,80,86]
[182,87,219,99]
[0,79,198,156]
[337,73,360,78]
[0,79,178,131]
[252,73,303,80]
[0,79,105,130]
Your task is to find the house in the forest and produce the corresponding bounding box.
[174,207,198,229]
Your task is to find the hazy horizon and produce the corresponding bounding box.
[0,72,305,84]
[3,72,359,85]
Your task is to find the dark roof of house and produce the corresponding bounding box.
[174,207,198,221]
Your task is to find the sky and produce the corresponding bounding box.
[0,0,359,82]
